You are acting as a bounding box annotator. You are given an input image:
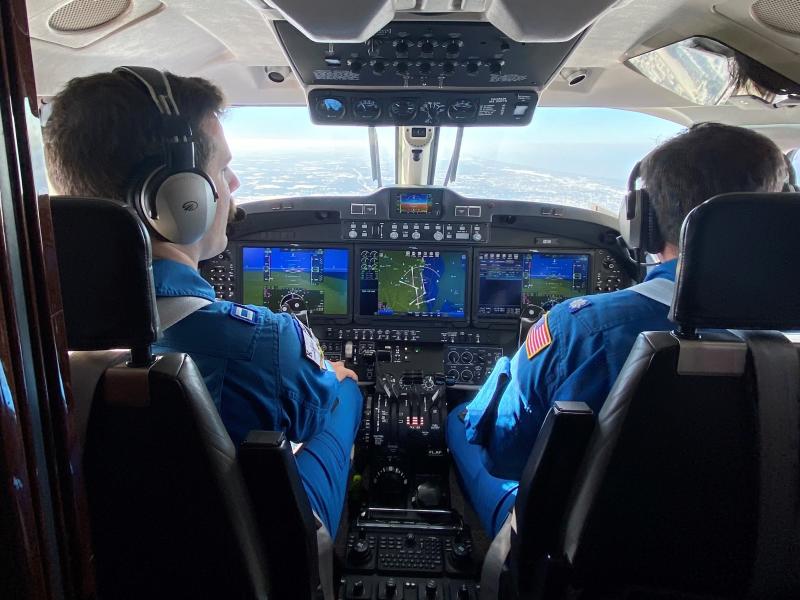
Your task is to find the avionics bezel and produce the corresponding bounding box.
[234,242,353,323]
[472,248,594,323]
[389,188,444,220]
[354,244,471,324]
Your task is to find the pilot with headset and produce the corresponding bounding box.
[43,67,362,539]
[447,122,792,539]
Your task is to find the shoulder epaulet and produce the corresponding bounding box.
[568,297,593,314]
[229,303,258,325]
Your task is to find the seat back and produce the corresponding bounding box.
[51,197,271,599]
[555,193,800,599]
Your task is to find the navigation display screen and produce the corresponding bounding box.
[241,247,349,315]
[397,193,434,214]
[478,252,590,317]
[359,249,467,318]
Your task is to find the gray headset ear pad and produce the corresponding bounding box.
[148,171,217,245]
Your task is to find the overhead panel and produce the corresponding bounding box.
[275,20,582,127]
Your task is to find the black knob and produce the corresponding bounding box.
[425,579,438,598]
[353,580,365,597]
[466,61,480,75]
[385,578,397,598]
[396,61,409,76]
[418,61,432,75]
[395,40,409,55]
[457,583,470,600]
[445,40,461,56]
[489,60,504,75]
[372,60,386,75]
[420,40,435,55]
[405,533,416,547]
[452,541,470,559]
[349,58,363,73]
[351,538,371,563]
[442,60,456,75]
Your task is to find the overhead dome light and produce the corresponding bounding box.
[751,0,800,36]
[48,0,131,32]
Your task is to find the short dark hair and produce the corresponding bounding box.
[641,122,787,246]
[43,70,224,201]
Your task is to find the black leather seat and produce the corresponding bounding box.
[51,197,326,600]
[501,193,800,599]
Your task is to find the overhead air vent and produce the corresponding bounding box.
[48,0,131,32]
[751,0,800,36]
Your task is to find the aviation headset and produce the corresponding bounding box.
[619,152,799,254]
[113,66,218,245]
[618,159,664,256]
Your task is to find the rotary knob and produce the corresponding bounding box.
[372,60,386,75]
[411,231,421,240]
[352,539,371,562]
[465,61,480,75]
[433,230,444,241]
[445,39,462,56]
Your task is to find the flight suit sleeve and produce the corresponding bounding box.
[274,313,341,442]
[463,306,568,481]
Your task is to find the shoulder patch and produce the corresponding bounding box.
[229,303,258,324]
[568,298,592,314]
[525,313,553,360]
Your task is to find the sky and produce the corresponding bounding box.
[222,105,684,186]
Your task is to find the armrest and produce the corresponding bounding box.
[239,431,320,600]
[511,401,595,598]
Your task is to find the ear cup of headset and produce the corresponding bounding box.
[133,162,217,245]
[784,155,798,192]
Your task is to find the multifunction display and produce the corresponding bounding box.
[478,252,590,317]
[241,247,349,315]
[359,249,467,318]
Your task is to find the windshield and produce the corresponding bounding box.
[225,107,682,214]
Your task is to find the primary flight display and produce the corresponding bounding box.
[242,246,349,315]
[478,252,590,317]
[359,249,467,318]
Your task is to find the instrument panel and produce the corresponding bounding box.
[201,187,635,388]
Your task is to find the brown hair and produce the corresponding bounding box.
[641,122,787,246]
[43,70,224,200]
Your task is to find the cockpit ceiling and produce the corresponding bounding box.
[27,0,800,137]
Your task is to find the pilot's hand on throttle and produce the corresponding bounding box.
[331,361,359,383]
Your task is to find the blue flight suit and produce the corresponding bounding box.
[151,259,363,536]
[447,259,678,537]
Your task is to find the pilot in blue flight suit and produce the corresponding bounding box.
[42,67,363,538]
[151,259,363,537]
[446,123,790,538]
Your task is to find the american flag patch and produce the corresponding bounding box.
[525,313,552,360]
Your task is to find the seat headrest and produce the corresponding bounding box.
[50,196,160,350]
[670,192,800,330]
